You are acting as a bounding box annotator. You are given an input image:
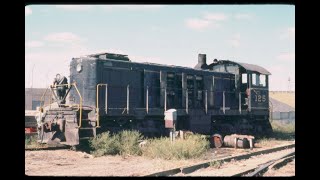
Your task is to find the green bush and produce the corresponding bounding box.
[142,134,210,160]
[89,132,121,157]
[271,120,295,134]
[89,130,143,157]
[118,130,143,156]
[25,135,44,149]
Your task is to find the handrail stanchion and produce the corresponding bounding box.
[186,89,188,114]
[164,88,167,111]
[239,92,241,114]
[146,86,149,114]
[127,85,130,114]
[96,84,108,128]
[205,90,208,114]
[223,91,225,114]
[72,82,83,128]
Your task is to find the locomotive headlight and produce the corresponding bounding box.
[76,63,82,72]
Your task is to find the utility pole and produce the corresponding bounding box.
[31,64,35,110]
[31,64,35,89]
[288,77,291,92]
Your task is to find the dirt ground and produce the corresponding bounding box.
[25,140,294,176]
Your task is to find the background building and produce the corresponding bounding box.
[269,91,295,122]
[25,88,52,110]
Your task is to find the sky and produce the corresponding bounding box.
[25,5,295,91]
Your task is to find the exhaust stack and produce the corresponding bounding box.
[194,54,208,70]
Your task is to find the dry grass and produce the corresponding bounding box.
[271,120,295,134]
[90,131,210,160]
[89,130,143,157]
[256,120,295,146]
[269,92,295,108]
[142,134,210,160]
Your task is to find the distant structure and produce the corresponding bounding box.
[269,91,295,122]
[287,77,295,92]
[25,88,51,110]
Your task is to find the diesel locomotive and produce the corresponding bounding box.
[36,52,272,146]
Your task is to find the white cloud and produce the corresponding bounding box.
[101,5,165,10]
[25,41,44,48]
[25,6,32,16]
[186,12,226,31]
[55,5,93,11]
[203,12,227,21]
[185,18,213,31]
[44,32,84,43]
[276,52,295,62]
[234,13,253,20]
[228,34,241,48]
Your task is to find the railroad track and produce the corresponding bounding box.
[144,143,295,177]
[231,150,295,177]
[25,145,70,151]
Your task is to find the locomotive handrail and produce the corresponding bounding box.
[39,86,50,111]
[93,85,258,114]
[164,88,167,111]
[186,89,188,114]
[96,83,108,128]
[39,83,83,128]
[146,86,149,114]
[205,90,208,114]
[52,83,83,128]
[127,85,130,114]
[239,92,241,114]
[223,91,225,114]
[71,82,83,128]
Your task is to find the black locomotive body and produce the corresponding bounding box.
[38,52,272,146]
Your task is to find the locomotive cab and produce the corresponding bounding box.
[208,60,271,112]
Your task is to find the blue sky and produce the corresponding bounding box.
[25,5,295,91]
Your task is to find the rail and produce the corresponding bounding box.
[144,143,295,177]
[233,150,295,177]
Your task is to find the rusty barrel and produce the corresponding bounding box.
[210,134,223,148]
[223,135,250,149]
